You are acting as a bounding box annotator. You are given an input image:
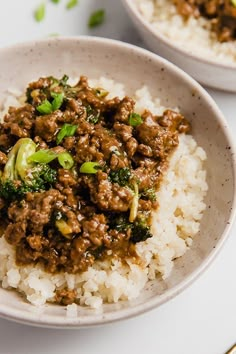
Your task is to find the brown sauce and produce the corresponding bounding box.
[0,75,190,277]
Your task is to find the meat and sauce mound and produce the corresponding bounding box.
[173,0,236,42]
[0,75,190,275]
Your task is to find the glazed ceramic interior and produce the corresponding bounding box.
[0,37,235,328]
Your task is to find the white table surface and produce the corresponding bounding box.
[0,1,235,353]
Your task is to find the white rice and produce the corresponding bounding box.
[135,0,236,65]
[0,77,208,314]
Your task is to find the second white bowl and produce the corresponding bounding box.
[122,0,236,92]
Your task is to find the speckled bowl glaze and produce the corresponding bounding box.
[122,0,236,92]
[0,37,235,328]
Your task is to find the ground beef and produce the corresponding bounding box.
[3,104,35,138]
[88,171,133,212]
[0,75,190,277]
[0,151,7,165]
[173,0,236,42]
[35,111,62,142]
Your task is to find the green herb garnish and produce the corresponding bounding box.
[34,3,46,22]
[36,100,52,114]
[66,0,78,9]
[58,152,74,169]
[79,162,100,174]
[56,123,78,145]
[28,149,74,169]
[88,9,105,28]
[36,92,64,115]
[51,92,64,111]
[28,150,58,164]
[51,0,60,3]
[128,113,143,127]
[95,88,108,98]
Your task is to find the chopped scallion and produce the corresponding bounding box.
[51,92,64,111]
[28,150,58,164]
[95,88,108,98]
[128,113,143,127]
[34,3,46,22]
[36,92,64,115]
[36,100,53,114]
[56,123,78,145]
[66,0,78,10]
[88,9,105,28]
[58,152,74,169]
[79,162,100,174]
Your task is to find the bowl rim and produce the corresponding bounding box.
[122,0,236,70]
[0,35,235,328]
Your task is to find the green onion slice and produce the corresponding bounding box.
[51,0,60,3]
[34,3,46,22]
[36,92,64,115]
[58,152,74,169]
[28,150,58,164]
[95,88,108,98]
[66,0,78,9]
[88,9,105,28]
[51,92,64,111]
[79,162,100,174]
[37,100,53,115]
[15,139,36,180]
[128,113,143,127]
[56,123,78,145]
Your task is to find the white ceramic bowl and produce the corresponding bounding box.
[0,37,235,328]
[122,0,236,92]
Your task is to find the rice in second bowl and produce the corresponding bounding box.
[0,77,208,313]
[135,0,236,65]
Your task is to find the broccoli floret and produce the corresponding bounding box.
[109,214,153,244]
[86,105,100,124]
[27,164,57,191]
[0,165,57,202]
[130,222,153,244]
[108,168,131,187]
[0,180,24,201]
[109,214,131,232]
